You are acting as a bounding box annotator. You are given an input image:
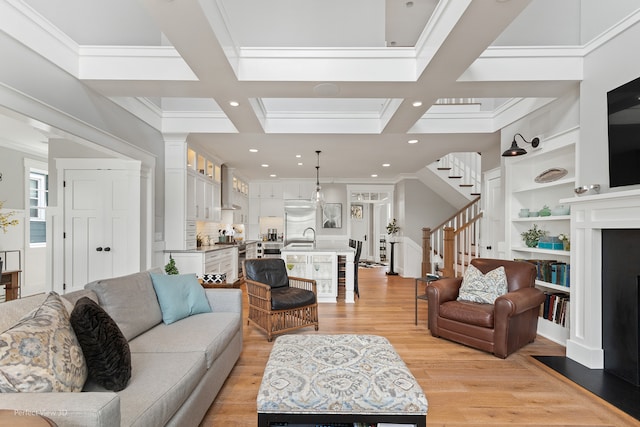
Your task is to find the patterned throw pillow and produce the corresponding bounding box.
[0,292,87,392]
[70,297,132,391]
[457,264,508,304]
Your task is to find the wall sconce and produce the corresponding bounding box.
[501,133,540,157]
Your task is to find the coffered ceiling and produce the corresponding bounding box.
[4,0,637,181]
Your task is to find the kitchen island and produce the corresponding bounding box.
[281,244,356,303]
[165,245,239,284]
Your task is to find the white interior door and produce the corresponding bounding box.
[64,168,140,291]
[350,203,369,260]
[481,168,503,259]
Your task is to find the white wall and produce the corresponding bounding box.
[579,17,640,194]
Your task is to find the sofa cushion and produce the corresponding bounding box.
[128,311,241,369]
[70,297,132,391]
[440,300,495,328]
[150,273,212,324]
[271,287,316,310]
[83,352,206,427]
[457,264,507,304]
[86,270,163,341]
[0,292,87,392]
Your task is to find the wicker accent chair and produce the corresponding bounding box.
[244,258,319,341]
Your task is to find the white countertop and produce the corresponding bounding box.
[282,243,355,253]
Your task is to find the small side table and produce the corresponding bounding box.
[1,269,22,301]
[415,274,440,325]
[386,242,398,276]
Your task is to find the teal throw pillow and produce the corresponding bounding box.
[150,273,212,324]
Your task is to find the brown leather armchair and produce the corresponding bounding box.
[426,258,545,358]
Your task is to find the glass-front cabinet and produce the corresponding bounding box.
[283,252,337,302]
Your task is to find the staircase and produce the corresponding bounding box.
[422,196,482,279]
[431,151,481,194]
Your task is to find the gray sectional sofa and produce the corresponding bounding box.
[0,269,243,427]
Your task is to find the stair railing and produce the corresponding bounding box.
[422,196,482,278]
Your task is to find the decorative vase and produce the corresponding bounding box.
[563,240,570,251]
[525,238,539,248]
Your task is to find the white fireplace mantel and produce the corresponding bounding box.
[562,188,640,369]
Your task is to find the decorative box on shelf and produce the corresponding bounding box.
[538,236,563,250]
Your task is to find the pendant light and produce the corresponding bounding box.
[311,150,325,207]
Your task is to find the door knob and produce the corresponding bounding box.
[96,247,103,252]
[104,247,111,252]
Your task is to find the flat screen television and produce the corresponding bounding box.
[607,76,640,188]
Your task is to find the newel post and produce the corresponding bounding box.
[422,228,431,277]
[442,226,455,278]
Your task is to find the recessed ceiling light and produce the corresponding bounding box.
[371,174,378,178]
[249,148,258,153]
[297,162,303,166]
[382,163,390,167]
[412,101,422,107]
[229,101,240,107]
[296,154,302,158]
[261,164,269,167]
[270,174,277,177]
[408,139,418,144]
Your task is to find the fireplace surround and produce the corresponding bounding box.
[564,188,640,375]
[601,229,640,386]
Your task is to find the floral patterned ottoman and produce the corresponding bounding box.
[257,334,428,426]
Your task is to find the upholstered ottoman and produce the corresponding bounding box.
[257,334,428,426]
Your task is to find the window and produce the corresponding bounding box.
[29,170,48,245]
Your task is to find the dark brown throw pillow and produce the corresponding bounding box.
[70,297,132,391]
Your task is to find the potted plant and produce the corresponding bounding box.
[521,224,547,248]
[165,255,179,275]
[386,218,400,237]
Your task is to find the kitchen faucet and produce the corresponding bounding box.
[303,227,316,248]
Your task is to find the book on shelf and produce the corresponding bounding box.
[540,292,570,327]
[514,259,570,288]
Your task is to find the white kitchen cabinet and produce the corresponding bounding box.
[165,140,223,249]
[283,180,315,200]
[257,181,282,199]
[166,247,238,283]
[504,127,576,345]
[260,197,283,217]
[246,241,258,259]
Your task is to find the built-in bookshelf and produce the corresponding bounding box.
[505,128,577,345]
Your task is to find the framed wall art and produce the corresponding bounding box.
[322,203,342,228]
[350,204,363,220]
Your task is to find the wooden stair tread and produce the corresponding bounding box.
[459,184,473,187]
[437,167,452,171]
[448,176,462,179]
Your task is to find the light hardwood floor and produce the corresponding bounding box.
[201,266,639,427]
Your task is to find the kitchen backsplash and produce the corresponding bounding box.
[196,221,245,244]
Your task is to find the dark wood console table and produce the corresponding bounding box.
[1,269,21,301]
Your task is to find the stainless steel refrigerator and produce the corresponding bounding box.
[284,200,317,245]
